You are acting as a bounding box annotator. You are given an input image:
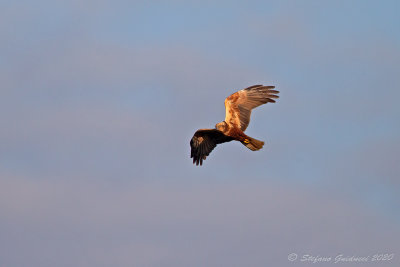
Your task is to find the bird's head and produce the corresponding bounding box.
[215,121,228,132]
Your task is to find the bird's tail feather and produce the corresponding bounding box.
[241,137,265,151]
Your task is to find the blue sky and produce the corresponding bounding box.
[1,1,399,266]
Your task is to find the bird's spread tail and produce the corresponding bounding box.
[242,137,265,151]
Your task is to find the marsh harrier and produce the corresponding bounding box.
[190,84,279,166]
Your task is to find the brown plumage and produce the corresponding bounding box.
[190,84,279,166]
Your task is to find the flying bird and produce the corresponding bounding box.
[190,84,279,166]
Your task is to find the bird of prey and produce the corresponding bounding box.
[190,84,279,166]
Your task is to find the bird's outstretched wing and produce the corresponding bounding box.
[190,129,233,166]
[224,85,279,131]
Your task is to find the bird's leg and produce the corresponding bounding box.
[227,127,250,144]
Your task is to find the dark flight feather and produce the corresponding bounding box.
[190,129,233,166]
